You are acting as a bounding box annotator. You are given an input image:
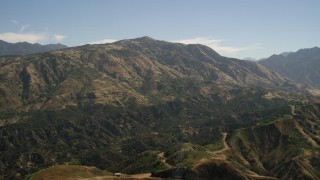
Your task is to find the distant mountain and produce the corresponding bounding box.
[259,47,320,87]
[279,51,293,57]
[242,57,257,61]
[0,40,68,56]
[0,36,319,179]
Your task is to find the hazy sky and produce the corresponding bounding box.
[1,0,319,59]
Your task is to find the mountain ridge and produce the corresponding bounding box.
[3,37,317,115]
[259,46,320,88]
[0,40,68,56]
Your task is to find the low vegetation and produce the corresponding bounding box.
[0,37,319,179]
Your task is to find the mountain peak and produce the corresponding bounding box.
[116,36,157,44]
[137,36,154,40]
[279,52,292,57]
[132,36,157,43]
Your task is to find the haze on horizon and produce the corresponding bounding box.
[1,0,319,59]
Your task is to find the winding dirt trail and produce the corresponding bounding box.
[157,152,172,168]
[291,105,296,115]
[213,132,229,154]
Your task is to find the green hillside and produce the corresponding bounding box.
[0,37,319,179]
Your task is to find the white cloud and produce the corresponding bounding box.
[11,19,19,25]
[89,39,117,44]
[19,25,30,32]
[3,20,67,44]
[173,37,262,56]
[175,37,222,46]
[10,20,31,33]
[0,32,68,44]
[0,32,46,43]
[53,34,67,42]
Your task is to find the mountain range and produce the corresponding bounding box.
[260,47,320,88]
[0,40,67,56]
[0,37,319,179]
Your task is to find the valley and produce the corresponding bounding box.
[0,37,319,179]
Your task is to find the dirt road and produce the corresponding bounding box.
[213,132,229,154]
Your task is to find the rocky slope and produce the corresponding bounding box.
[0,37,319,179]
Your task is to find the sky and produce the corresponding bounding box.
[1,0,320,59]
